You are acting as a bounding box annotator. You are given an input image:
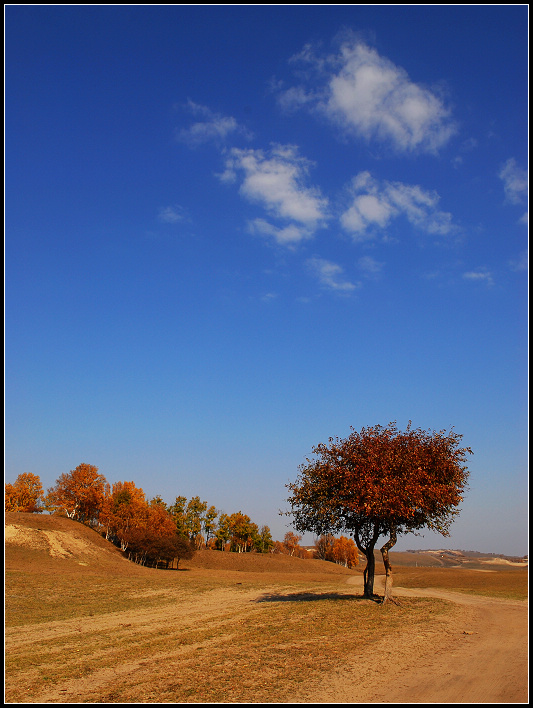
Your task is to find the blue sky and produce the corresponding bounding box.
[6,6,528,555]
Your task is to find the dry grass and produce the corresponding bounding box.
[394,565,528,601]
[4,512,527,703]
[5,569,226,626]
[5,570,455,703]
[99,596,452,703]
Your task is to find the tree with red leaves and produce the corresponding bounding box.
[287,422,472,602]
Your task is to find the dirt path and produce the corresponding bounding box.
[298,575,528,704]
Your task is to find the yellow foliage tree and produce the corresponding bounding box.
[331,535,359,568]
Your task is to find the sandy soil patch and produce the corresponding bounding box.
[6,524,114,560]
[481,557,527,567]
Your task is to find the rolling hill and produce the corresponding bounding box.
[4,512,355,577]
[6,512,524,577]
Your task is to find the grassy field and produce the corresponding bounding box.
[4,513,528,703]
[6,569,458,703]
[393,564,528,601]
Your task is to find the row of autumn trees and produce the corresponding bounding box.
[273,531,358,569]
[5,467,358,569]
[5,465,274,564]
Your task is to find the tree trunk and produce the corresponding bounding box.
[380,526,398,604]
[363,546,376,599]
[354,527,380,600]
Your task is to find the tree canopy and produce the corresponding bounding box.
[287,421,472,601]
[45,463,107,524]
[5,473,44,513]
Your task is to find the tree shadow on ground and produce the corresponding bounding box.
[255,591,376,603]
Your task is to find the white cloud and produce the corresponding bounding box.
[276,85,315,113]
[385,182,453,234]
[280,39,456,153]
[220,145,329,245]
[358,255,384,276]
[340,171,454,240]
[341,193,395,235]
[248,218,313,246]
[306,257,359,293]
[462,268,494,286]
[178,100,250,146]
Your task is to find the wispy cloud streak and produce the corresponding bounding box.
[499,158,528,225]
[462,268,494,286]
[178,100,251,146]
[306,257,359,293]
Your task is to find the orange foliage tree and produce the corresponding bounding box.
[330,535,359,568]
[287,422,472,602]
[45,463,107,525]
[5,473,44,512]
[147,498,177,537]
[124,501,191,567]
[314,534,358,567]
[282,531,302,556]
[99,481,148,548]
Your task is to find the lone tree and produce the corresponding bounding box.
[287,422,472,603]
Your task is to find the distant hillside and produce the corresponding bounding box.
[187,548,356,575]
[9,512,523,577]
[402,548,527,568]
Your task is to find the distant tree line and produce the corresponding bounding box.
[5,467,358,571]
[5,465,275,566]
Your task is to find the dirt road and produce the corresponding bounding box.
[299,575,528,704]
